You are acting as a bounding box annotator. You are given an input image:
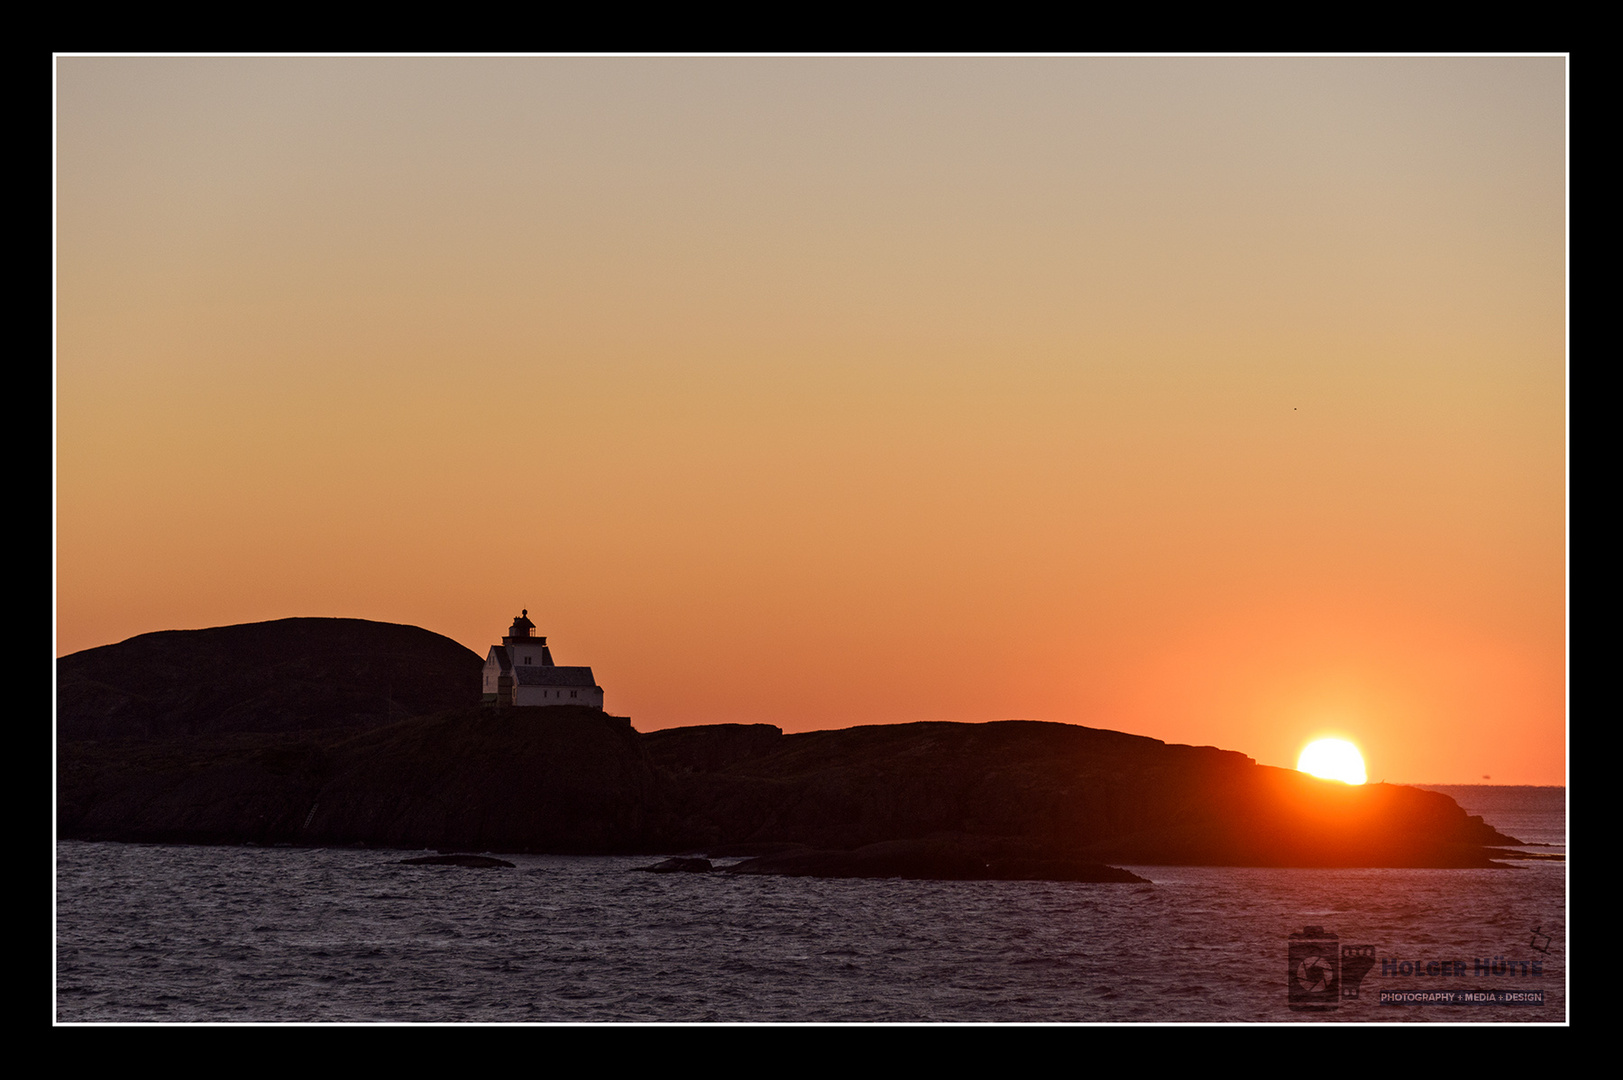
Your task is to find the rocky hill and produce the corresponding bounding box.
[57,618,484,739]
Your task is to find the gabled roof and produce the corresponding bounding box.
[485,645,511,671]
[513,665,599,688]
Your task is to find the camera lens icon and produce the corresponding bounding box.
[1294,954,1335,993]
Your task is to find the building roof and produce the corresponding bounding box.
[513,665,599,688]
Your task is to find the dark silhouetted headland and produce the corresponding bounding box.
[57,619,1523,876]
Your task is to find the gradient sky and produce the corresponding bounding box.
[54,57,1566,784]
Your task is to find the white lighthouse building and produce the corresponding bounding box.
[481,610,605,709]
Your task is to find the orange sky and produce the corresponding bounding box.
[54,57,1566,784]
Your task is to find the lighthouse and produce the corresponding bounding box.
[480,609,605,709]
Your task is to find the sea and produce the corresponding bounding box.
[54,785,1566,1024]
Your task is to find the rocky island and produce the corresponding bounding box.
[57,618,1522,877]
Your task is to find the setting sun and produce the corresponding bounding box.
[1297,739,1368,785]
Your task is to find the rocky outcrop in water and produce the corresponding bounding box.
[55,618,1523,872]
[59,711,1519,869]
[722,838,1150,882]
[401,854,515,868]
[641,857,714,873]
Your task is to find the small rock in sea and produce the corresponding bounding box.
[400,854,516,868]
[640,857,713,873]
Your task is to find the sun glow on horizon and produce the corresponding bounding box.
[1297,738,1368,785]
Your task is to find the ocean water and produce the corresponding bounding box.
[54,787,1565,1024]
